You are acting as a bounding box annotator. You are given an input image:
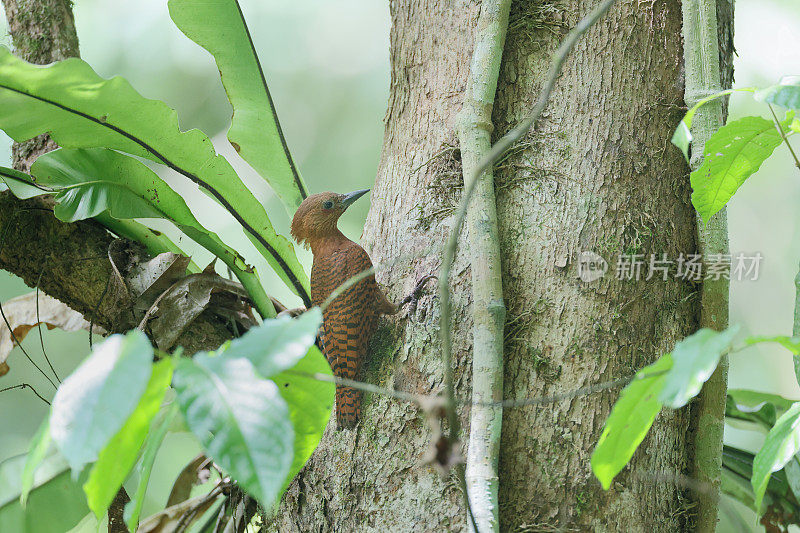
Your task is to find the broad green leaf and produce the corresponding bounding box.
[0,166,48,198]
[755,76,800,111]
[273,345,334,488]
[168,0,308,215]
[0,453,89,533]
[30,148,274,316]
[691,116,785,222]
[231,307,322,377]
[204,308,331,490]
[50,330,154,474]
[20,419,50,507]
[726,389,795,429]
[1,165,201,273]
[0,46,310,304]
[83,359,173,519]
[721,445,795,514]
[173,354,294,506]
[671,87,755,160]
[591,354,672,490]
[753,402,800,512]
[124,403,177,532]
[658,326,739,408]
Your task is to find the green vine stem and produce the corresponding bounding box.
[681,0,729,529]
[455,0,512,530]
[438,0,617,529]
[794,262,800,338]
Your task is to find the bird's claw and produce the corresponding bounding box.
[400,274,438,316]
[276,306,306,318]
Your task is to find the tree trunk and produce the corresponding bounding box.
[274,1,734,531]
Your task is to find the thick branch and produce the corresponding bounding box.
[0,195,236,355]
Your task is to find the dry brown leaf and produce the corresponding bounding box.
[144,273,250,351]
[166,454,210,508]
[127,252,191,311]
[0,292,105,376]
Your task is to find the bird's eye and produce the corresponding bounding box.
[323,200,334,209]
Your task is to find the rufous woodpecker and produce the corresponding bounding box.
[291,189,431,429]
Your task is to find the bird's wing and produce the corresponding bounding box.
[316,244,382,426]
[318,245,379,375]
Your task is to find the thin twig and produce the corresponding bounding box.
[285,368,666,410]
[35,257,60,383]
[0,298,58,390]
[0,383,51,405]
[174,481,229,533]
[437,0,618,465]
[768,103,800,171]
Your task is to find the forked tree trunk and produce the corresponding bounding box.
[274,0,733,531]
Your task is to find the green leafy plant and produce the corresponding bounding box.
[0,0,341,529]
[0,0,314,315]
[672,77,800,223]
[591,330,800,521]
[5,311,333,530]
[591,74,800,529]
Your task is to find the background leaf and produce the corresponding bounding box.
[19,419,50,507]
[690,116,785,222]
[0,453,89,533]
[755,76,800,110]
[722,445,799,519]
[83,359,173,519]
[50,330,154,474]
[124,403,177,532]
[591,354,672,490]
[173,354,294,507]
[168,0,308,215]
[658,326,739,408]
[726,389,795,429]
[753,402,800,512]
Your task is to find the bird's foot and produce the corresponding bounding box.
[276,306,307,318]
[400,274,437,315]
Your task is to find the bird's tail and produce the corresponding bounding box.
[335,385,362,429]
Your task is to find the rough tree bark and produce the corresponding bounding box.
[274,1,734,531]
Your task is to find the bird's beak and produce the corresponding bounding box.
[340,189,370,209]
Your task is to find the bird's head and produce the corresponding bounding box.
[291,189,370,247]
